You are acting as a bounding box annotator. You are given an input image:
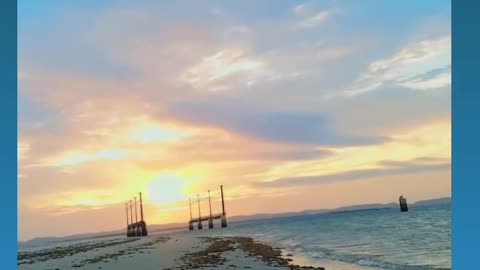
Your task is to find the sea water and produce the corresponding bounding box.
[202,203,451,270]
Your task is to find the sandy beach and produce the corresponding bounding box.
[18,232,330,270]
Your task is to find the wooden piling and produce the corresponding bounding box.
[208,190,214,229]
[139,192,144,221]
[129,200,133,224]
[220,185,227,227]
[134,197,138,223]
[188,198,194,230]
[197,194,203,229]
[399,195,408,212]
[126,203,129,227]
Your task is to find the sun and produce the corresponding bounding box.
[145,172,193,205]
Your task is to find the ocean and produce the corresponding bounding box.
[199,202,451,270]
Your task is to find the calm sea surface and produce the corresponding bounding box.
[201,203,451,270]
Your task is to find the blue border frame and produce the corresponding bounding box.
[452,1,480,269]
[0,0,17,268]
[2,0,478,268]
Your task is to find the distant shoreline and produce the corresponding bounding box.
[19,197,451,246]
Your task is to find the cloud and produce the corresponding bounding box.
[44,149,130,167]
[293,4,313,16]
[295,10,332,29]
[168,101,387,146]
[399,65,451,90]
[133,133,332,171]
[181,47,270,92]
[342,36,451,96]
[257,158,451,188]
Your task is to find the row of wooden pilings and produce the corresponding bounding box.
[126,192,148,237]
[188,185,227,230]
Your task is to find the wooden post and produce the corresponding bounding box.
[197,194,203,230]
[189,198,193,220]
[139,192,144,221]
[208,190,213,218]
[399,195,409,212]
[134,197,138,223]
[129,200,133,225]
[220,185,227,228]
[126,203,130,237]
[220,185,225,215]
[126,203,129,227]
[188,198,194,230]
[208,190,214,229]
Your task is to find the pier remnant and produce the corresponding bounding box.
[125,192,148,237]
[399,195,408,212]
[187,185,227,230]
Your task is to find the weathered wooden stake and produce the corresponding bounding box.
[129,200,133,224]
[188,198,194,230]
[208,190,214,229]
[134,197,138,223]
[197,194,203,230]
[126,203,129,227]
[139,192,144,221]
[399,195,408,212]
[220,185,227,227]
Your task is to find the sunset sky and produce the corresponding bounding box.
[18,0,451,241]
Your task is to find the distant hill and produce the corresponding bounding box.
[229,202,398,223]
[19,197,450,246]
[331,202,397,213]
[413,197,451,206]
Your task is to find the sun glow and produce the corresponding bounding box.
[145,172,195,204]
[131,122,188,143]
[50,149,129,167]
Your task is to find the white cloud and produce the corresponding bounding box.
[40,149,130,167]
[181,47,270,91]
[295,10,332,29]
[365,36,450,80]
[400,72,451,91]
[344,36,451,96]
[294,4,312,16]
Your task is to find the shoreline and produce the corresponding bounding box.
[180,236,326,270]
[18,233,334,270]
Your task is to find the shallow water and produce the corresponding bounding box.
[200,203,451,270]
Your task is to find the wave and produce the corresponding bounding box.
[275,243,451,270]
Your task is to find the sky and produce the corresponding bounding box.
[18,0,451,241]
